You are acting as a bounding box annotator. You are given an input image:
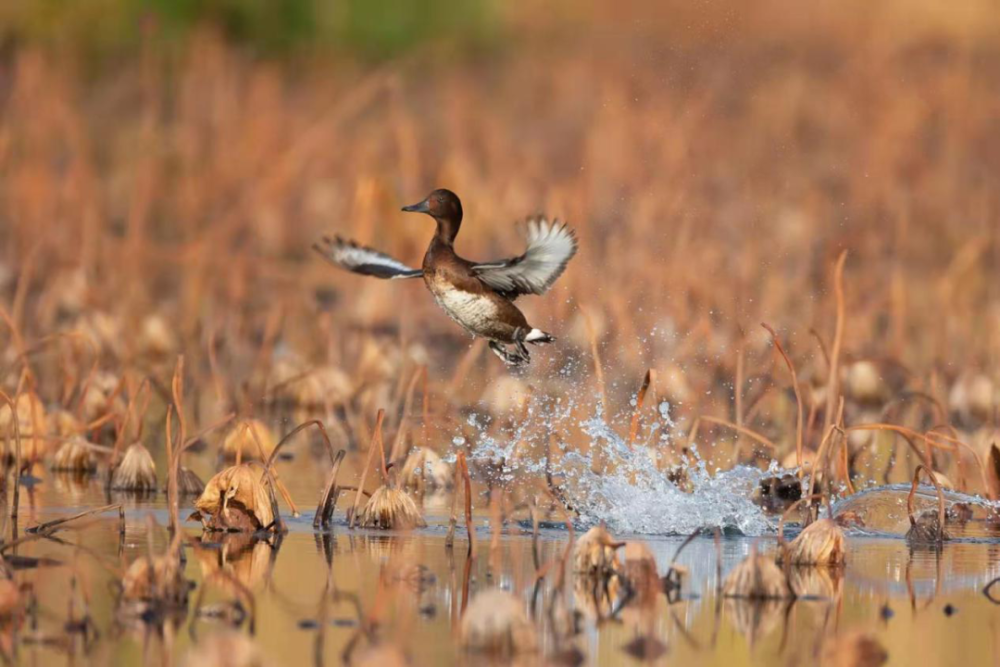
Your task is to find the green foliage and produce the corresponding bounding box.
[0,0,499,62]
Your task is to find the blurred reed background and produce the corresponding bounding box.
[0,0,998,492]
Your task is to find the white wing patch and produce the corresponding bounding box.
[472,218,577,298]
[313,235,423,280]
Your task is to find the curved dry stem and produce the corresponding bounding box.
[697,415,777,451]
[849,423,988,491]
[247,421,298,517]
[175,413,236,464]
[762,324,804,476]
[389,365,425,465]
[822,250,848,439]
[313,449,347,529]
[111,376,151,463]
[626,369,654,450]
[244,460,287,534]
[266,419,338,470]
[350,409,385,529]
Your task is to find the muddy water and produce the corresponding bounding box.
[2,440,998,667]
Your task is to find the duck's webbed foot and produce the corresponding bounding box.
[489,341,530,366]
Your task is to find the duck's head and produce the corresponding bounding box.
[402,189,463,242]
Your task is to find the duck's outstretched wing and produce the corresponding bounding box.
[472,218,577,299]
[313,235,423,279]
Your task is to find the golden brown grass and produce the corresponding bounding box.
[0,2,996,522]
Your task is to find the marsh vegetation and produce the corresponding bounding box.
[0,0,998,665]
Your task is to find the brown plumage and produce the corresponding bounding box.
[314,189,577,366]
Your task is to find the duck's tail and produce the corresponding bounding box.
[524,328,555,345]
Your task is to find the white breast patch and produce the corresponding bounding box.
[428,280,499,336]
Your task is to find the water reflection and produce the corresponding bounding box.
[4,488,1000,666]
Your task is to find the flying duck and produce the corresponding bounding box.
[313,189,577,366]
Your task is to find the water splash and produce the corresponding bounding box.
[469,396,778,536]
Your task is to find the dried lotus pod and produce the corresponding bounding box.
[905,465,949,546]
[51,436,99,473]
[177,466,206,496]
[907,510,950,545]
[723,547,793,599]
[50,409,83,438]
[843,361,887,405]
[137,314,177,358]
[784,518,846,566]
[573,526,624,575]
[0,391,50,460]
[191,464,275,532]
[399,447,453,491]
[110,443,158,491]
[358,486,426,530]
[460,589,537,656]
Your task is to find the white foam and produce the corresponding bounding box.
[468,394,776,536]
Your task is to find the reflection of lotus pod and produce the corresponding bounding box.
[222,420,276,460]
[723,597,787,648]
[51,437,98,472]
[723,549,793,599]
[121,554,189,605]
[788,565,841,598]
[111,443,158,491]
[193,465,274,531]
[620,542,659,606]
[350,645,410,667]
[382,563,436,594]
[183,630,273,667]
[573,572,621,620]
[820,631,888,667]
[784,519,846,565]
[0,579,22,618]
[195,533,273,590]
[573,526,624,575]
[358,486,426,530]
[460,589,537,655]
[399,448,453,491]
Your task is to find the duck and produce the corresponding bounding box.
[314,189,577,366]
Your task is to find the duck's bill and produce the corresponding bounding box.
[401,199,430,213]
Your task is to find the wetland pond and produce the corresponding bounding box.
[6,451,1000,667]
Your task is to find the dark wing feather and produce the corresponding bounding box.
[472,218,577,299]
[313,235,423,280]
